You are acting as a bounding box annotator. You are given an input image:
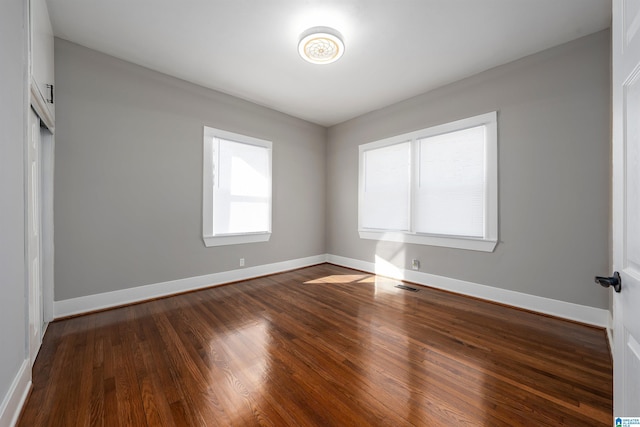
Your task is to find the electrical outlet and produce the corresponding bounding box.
[411,259,420,270]
[239,258,245,267]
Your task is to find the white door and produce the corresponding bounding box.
[613,0,640,416]
[27,107,43,367]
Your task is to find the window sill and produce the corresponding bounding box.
[203,232,271,247]
[358,230,497,252]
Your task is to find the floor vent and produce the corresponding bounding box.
[395,284,419,292]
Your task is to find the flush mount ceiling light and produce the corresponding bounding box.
[298,26,345,65]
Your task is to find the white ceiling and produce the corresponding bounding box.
[47,0,611,127]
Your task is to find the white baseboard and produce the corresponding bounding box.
[54,254,328,318]
[327,254,609,328]
[0,359,31,427]
[54,252,609,328]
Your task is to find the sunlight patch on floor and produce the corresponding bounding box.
[304,274,370,284]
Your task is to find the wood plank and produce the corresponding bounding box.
[18,263,612,426]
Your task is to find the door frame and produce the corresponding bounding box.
[26,104,54,366]
[40,124,54,327]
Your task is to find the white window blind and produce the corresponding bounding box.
[361,141,411,231]
[213,139,271,235]
[415,126,485,237]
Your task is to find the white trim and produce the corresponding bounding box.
[608,310,614,360]
[358,231,497,252]
[40,129,54,324]
[53,253,609,327]
[0,359,31,427]
[54,255,327,318]
[327,254,609,328]
[29,77,53,132]
[203,232,271,247]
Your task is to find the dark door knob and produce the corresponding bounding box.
[595,272,622,293]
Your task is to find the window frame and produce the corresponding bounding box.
[358,112,498,252]
[203,126,272,247]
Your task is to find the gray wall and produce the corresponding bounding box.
[326,30,611,309]
[54,39,326,301]
[0,0,28,410]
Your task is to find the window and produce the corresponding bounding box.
[203,126,272,247]
[358,112,498,252]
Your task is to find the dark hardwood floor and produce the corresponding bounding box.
[18,263,612,426]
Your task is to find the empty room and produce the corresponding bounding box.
[2,0,639,425]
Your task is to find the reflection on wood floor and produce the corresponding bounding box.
[18,263,612,426]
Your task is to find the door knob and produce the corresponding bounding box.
[595,272,622,293]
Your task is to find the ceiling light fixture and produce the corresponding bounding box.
[298,26,344,65]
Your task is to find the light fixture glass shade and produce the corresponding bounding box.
[298,27,344,65]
